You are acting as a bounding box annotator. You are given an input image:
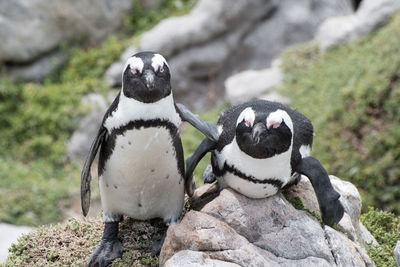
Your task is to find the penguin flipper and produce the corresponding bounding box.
[186,138,217,187]
[293,157,344,226]
[175,103,219,142]
[81,126,107,217]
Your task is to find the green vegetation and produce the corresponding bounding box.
[0,0,197,226]
[124,0,197,35]
[280,13,400,213]
[0,35,123,225]
[2,216,164,266]
[361,207,400,267]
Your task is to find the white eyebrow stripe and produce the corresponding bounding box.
[124,56,144,73]
[237,107,255,126]
[151,54,169,71]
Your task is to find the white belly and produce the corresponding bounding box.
[218,173,282,199]
[99,127,184,223]
[216,139,293,199]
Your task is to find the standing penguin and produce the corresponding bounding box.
[186,99,344,226]
[81,51,218,266]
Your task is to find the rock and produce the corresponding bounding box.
[324,226,375,267]
[139,0,353,110]
[0,224,32,263]
[395,241,400,266]
[224,59,283,105]
[315,0,400,50]
[0,0,133,64]
[66,93,109,161]
[138,0,163,11]
[260,92,291,105]
[5,51,67,82]
[161,178,374,266]
[165,250,241,267]
[105,45,138,88]
[284,175,378,247]
[105,62,125,88]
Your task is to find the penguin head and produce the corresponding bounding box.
[122,51,171,103]
[235,107,293,159]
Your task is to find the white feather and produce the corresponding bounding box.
[99,127,184,223]
[237,107,255,126]
[299,144,311,158]
[123,56,144,74]
[215,137,293,199]
[104,93,181,133]
[266,109,293,132]
[152,53,169,70]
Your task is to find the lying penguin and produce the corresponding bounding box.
[81,51,218,266]
[186,99,344,226]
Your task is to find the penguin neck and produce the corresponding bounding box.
[104,91,181,132]
[219,137,293,179]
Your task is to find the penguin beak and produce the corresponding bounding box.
[252,122,266,144]
[143,69,155,91]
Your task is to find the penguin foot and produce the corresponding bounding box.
[88,238,123,267]
[320,193,345,227]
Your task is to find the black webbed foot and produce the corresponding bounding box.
[294,157,344,226]
[88,222,122,267]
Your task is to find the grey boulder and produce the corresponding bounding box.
[315,0,400,50]
[139,0,353,110]
[0,0,133,64]
[224,58,283,105]
[160,176,375,266]
[395,241,400,266]
[5,51,67,82]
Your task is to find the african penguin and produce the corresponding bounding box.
[81,51,218,267]
[186,99,344,226]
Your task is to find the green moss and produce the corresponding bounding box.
[123,0,197,35]
[2,217,164,266]
[280,12,400,213]
[361,207,400,267]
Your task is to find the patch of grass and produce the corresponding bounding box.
[0,159,79,226]
[361,207,400,267]
[280,12,400,213]
[284,195,323,226]
[123,0,197,35]
[2,216,165,266]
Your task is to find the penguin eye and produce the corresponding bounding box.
[130,66,141,75]
[155,64,164,73]
[244,119,253,128]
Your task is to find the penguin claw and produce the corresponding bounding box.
[88,238,123,267]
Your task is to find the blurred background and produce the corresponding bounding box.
[0,0,399,263]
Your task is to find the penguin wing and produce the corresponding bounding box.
[81,126,107,217]
[175,103,219,142]
[185,138,217,185]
